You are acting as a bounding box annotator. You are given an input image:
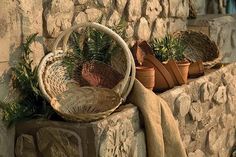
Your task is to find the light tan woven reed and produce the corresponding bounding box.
[51,87,122,122]
[174,30,222,69]
[38,22,136,122]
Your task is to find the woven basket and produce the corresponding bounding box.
[38,22,136,122]
[173,31,221,69]
[51,87,122,122]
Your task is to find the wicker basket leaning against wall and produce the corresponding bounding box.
[173,30,222,69]
[38,22,136,122]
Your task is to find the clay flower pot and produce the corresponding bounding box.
[143,54,174,92]
[82,61,124,89]
[188,61,204,78]
[176,60,190,84]
[136,66,155,90]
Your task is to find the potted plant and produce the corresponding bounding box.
[150,35,190,85]
[133,41,174,92]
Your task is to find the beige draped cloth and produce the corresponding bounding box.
[128,80,187,157]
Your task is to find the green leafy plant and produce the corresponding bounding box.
[1,33,54,126]
[151,35,186,62]
[63,22,127,77]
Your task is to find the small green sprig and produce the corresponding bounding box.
[151,35,186,62]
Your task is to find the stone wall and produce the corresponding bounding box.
[43,0,189,50]
[0,1,189,155]
[0,0,190,101]
[160,63,236,157]
[15,104,146,157]
[14,64,236,157]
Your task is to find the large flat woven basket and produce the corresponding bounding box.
[174,30,222,69]
[38,22,136,122]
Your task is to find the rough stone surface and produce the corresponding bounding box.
[0,118,15,157]
[15,134,37,157]
[127,0,142,22]
[136,17,151,41]
[200,82,215,102]
[107,10,121,27]
[74,12,88,25]
[175,93,191,117]
[144,0,162,24]
[44,0,74,38]
[213,85,227,105]
[126,25,134,39]
[169,0,189,18]
[37,127,83,157]
[99,119,134,156]
[16,104,145,157]
[161,0,169,17]
[190,102,203,121]
[97,0,110,7]
[188,149,205,157]
[85,8,102,22]
[151,18,168,39]
[160,63,236,157]
[131,131,147,157]
[76,0,88,5]
[115,0,127,13]
[168,18,187,34]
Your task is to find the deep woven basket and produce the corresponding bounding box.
[174,31,221,69]
[38,22,136,122]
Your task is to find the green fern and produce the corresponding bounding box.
[151,35,186,62]
[63,22,127,77]
[2,33,55,127]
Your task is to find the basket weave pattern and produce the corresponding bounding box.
[174,31,221,68]
[38,22,136,122]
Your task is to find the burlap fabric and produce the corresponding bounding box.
[128,80,187,157]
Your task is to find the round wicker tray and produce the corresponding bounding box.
[51,87,122,122]
[174,30,222,69]
[38,22,136,122]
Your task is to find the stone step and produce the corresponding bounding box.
[187,14,236,63]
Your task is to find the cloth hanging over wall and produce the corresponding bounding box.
[128,80,187,157]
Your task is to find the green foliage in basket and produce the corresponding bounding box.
[1,34,54,126]
[63,22,127,77]
[151,35,186,62]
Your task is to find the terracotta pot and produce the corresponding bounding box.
[188,61,204,78]
[176,60,190,84]
[143,54,174,92]
[82,61,124,88]
[136,66,155,90]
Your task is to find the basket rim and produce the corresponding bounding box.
[38,22,136,102]
[173,30,222,68]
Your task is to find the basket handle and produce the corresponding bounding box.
[52,22,133,99]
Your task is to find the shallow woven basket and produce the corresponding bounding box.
[51,87,122,122]
[174,31,221,69]
[38,22,136,122]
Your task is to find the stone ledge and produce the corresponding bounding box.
[15,104,146,157]
[160,63,236,157]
